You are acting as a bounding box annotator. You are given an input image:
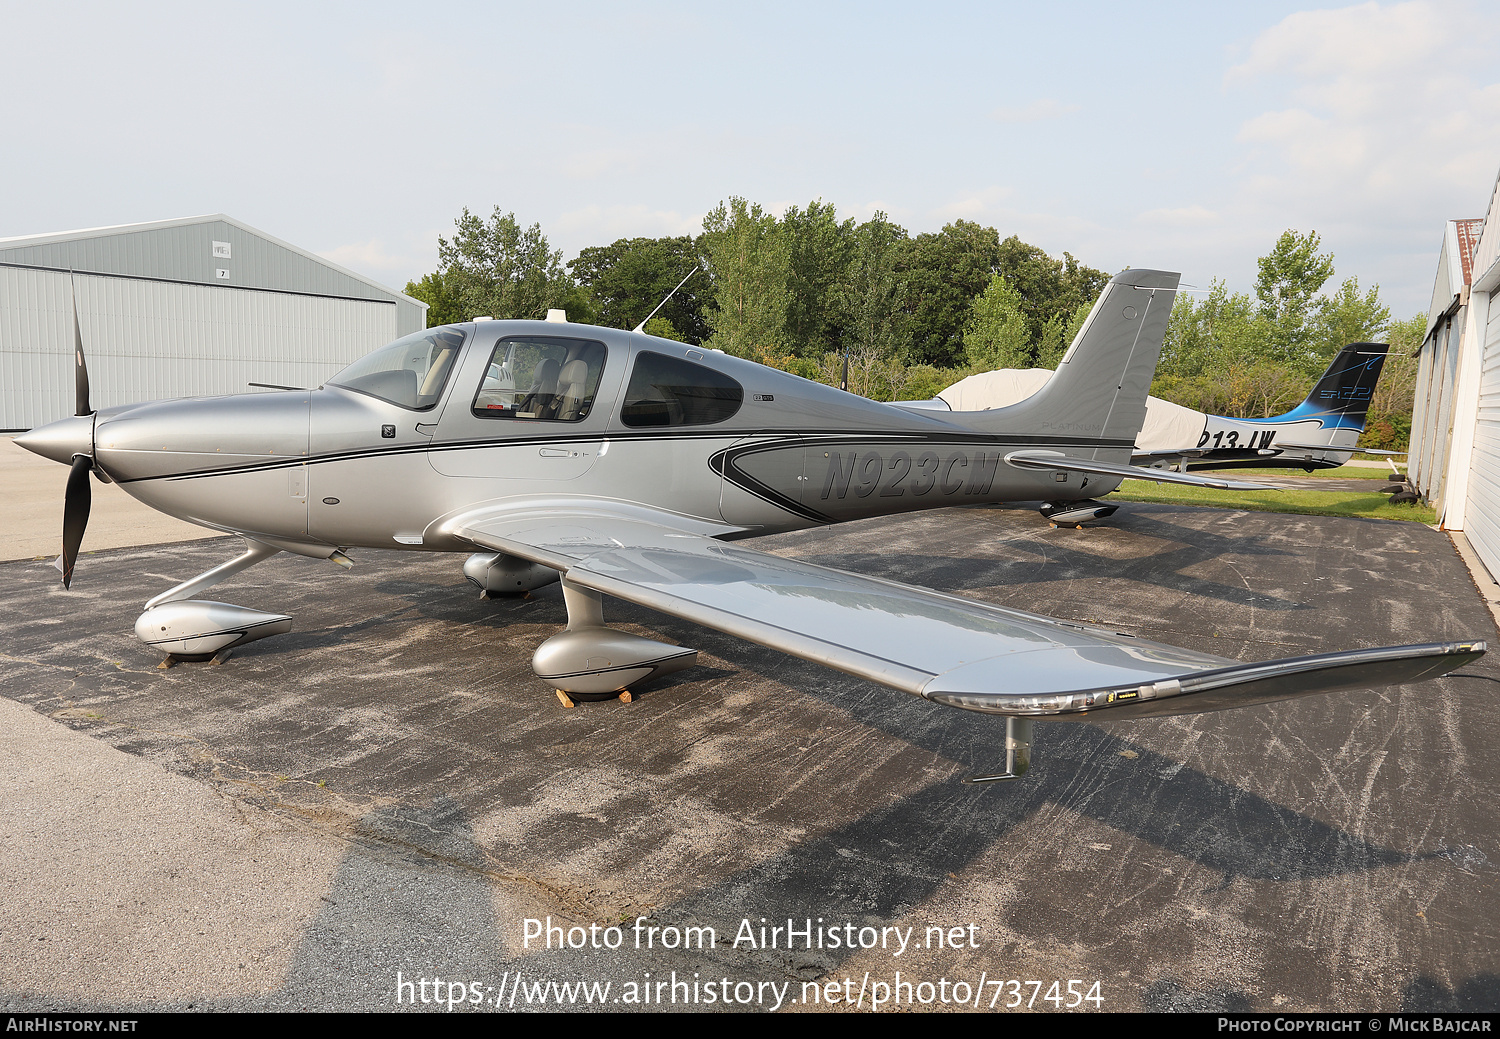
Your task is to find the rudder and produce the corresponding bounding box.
[1280,342,1387,429]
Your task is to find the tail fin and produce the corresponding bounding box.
[945,268,1179,450]
[1274,342,1387,430]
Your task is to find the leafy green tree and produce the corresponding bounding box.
[1161,231,1394,404]
[1254,229,1335,369]
[964,276,1032,370]
[895,224,1105,369]
[1159,280,1266,377]
[1255,229,1336,322]
[1155,277,1303,416]
[1312,276,1390,363]
[1155,262,1398,421]
[1360,312,1422,451]
[434,207,590,322]
[901,364,967,401]
[404,271,466,328]
[1059,300,1092,360]
[568,236,708,341]
[641,316,687,341]
[783,200,855,357]
[898,220,1004,367]
[837,211,910,379]
[995,236,1108,347]
[1034,312,1067,368]
[700,197,792,358]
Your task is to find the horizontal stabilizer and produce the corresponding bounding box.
[1132,448,1208,462]
[1271,441,1358,454]
[1005,450,1278,491]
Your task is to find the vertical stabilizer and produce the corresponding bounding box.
[1273,342,1388,431]
[945,268,1179,455]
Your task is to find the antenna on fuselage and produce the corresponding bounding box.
[632,266,700,334]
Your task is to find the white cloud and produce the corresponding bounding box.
[318,227,445,287]
[1227,1,1500,217]
[989,98,1081,123]
[1227,1,1446,84]
[1135,205,1220,228]
[931,185,1015,222]
[551,203,704,244]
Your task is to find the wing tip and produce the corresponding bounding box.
[924,640,1486,719]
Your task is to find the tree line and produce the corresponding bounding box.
[405,205,1417,449]
[1155,230,1414,450]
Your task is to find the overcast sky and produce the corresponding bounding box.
[3,0,1497,317]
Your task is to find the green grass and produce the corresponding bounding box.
[1220,464,1403,480]
[1109,479,1436,524]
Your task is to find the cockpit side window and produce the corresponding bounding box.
[621,352,744,427]
[327,329,465,411]
[471,337,606,422]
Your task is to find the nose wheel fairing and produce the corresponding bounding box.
[135,601,292,659]
[131,536,345,663]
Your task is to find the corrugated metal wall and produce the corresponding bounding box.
[1420,318,1462,511]
[1410,337,1434,487]
[1447,176,1500,571]
[1467,294,1500,579]
[1,268,396,429]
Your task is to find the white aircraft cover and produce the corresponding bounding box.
[937,369,1052,412]
[1137,395,1209,453]
[938,369,1207,453]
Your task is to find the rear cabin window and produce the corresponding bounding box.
[620,352,743,427]
[471,337,606,422]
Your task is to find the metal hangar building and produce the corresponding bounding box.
[0,215,427,431]
[1409,166,1500,581]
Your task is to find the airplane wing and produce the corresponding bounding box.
[441,503,1482,720]
[1004,450,1280,492]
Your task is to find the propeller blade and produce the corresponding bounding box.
[71,276,91,416]
[61,454,92,589]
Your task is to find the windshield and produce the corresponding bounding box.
[328,328,466,411]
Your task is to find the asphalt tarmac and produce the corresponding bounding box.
[2,501,1498,1013]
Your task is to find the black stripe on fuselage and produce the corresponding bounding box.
[118,427,1135,485]
[707,447,831,523]
[708,433,1135,524]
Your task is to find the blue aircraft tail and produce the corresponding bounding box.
[1271,342,1388,430]
[1172,341,1391,472]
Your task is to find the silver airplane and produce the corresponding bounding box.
[16,269,1483,782]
